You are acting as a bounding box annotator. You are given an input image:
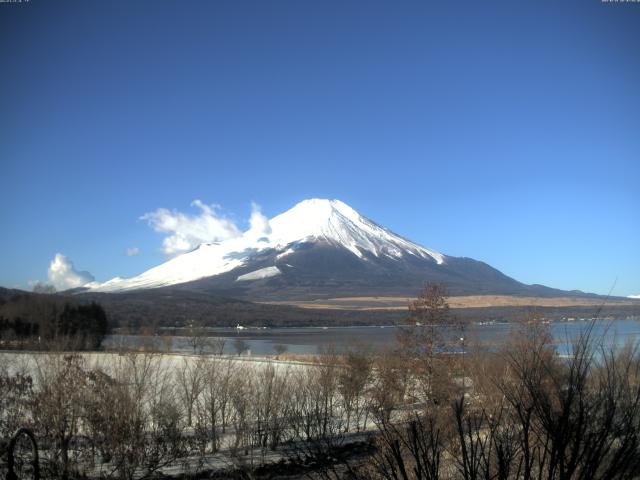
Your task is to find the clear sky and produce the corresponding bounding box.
[1,0,638,296]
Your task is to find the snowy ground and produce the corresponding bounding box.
[0,350,316,380]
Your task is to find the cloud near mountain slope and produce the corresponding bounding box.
[140,200,243,256]
[47,253,94,290]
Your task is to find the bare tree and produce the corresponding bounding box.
[0,371,34,439]
[338,348,372,432]
[253,364,291,455]
[210,337,226,355]
[369,350,410,426]
[497,319,640,480]
[273,344,288,358]
[233,338,249,356]
[195,357,236,453]
[366,412,447,480]
[31,354,88,480]
[161,333,174,353]
[398,283,456,406]
[186,321,210,354]
[176,357,205,427]
[229,364,254,456]
[94,352,187,480]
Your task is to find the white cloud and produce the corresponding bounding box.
[246,202,271,238]
[628,294,640,299]
[47,253,94,290]
[141,200,242,256]
[126,247,140,257]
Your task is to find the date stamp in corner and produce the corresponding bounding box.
[0,0,31,4]
[601,0,640,3]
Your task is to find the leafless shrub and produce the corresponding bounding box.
[185,321,210,354]
[253,364,291,454]
[273,344,288,358]
[366,291,640,480]
[210,337,226,355]
[31,354,88,480]
[194,357,236,453]
[229,364,253,457]
[233,338,250,356]
[369,350,410,426]
[176,357,205,427]
[0,371,34,439]
[338,347,373,432]
[352,408,448,480]
[398,283,458,406]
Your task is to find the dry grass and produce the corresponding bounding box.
[260,295,639,311]
[274,353,322,363]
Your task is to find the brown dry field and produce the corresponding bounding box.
[261,295,639,311]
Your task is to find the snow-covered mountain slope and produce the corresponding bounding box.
[88,199,446,293]
[267,199,444,263]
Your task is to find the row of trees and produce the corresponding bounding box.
[0,348,382,480]
[0,294,109,350]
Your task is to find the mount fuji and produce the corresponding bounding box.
[85,199,574,300]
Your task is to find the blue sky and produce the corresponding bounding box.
[1,0,638,296]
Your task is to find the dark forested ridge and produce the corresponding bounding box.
[0,288,109,349]
[2,287,638,338]
[78,288,404,329]
[80,287,640,330]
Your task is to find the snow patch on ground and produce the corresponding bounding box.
[236,266,281,282]
[276,248,295,260]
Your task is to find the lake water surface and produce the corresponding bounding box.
[104,318,640,356]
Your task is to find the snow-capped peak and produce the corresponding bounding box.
[269,199,443,262]
[88,199,445,292]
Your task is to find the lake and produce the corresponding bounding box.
[103,317,640,356]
